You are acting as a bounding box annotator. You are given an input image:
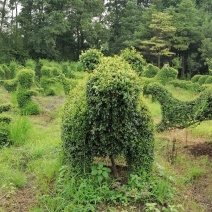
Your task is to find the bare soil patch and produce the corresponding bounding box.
[0,186,37,212]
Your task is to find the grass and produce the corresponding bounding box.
[189,120,212,139]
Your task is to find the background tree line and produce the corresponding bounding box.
[0,0,212,78]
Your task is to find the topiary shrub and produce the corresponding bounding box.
[79,48,103,72]
[0,66,5,79]
[205,76,212,84]
[168,79,202,92]
[142,64,160,78]
[16,69,40,115]
[198,75,210,85]
[0,103,12,146]
[25,59,36,70]
[62,56,154,176]
[191,74,202,83]
[40,66,63,96]
[9,61,19,79]
[1,64,11,79]
[120,47,147,76]
[155,64,178,85]
[2,79,18,92]
[144,82,210,131]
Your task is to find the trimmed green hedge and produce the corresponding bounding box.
[205,76,212,84]
[120,47,147,76]
[168,79,202,92]
[198,75,210,85]
[0,103,12,146]
[79,49,103,72]
[142,64,160,78]
[191,75,202,83]
[62,56,154,176]
[17,69,40,115]
[144,82,210,131]
[155,64,178,85]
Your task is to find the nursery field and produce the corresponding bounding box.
[0,53,212,212]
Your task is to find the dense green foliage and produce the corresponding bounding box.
[144,82,211,131]
[198,75,210,85]
[62,57,154,176]
[205,76,212,84]
[0,103,11,146]
[155,64,178,85]
[120,47,147,75]
[168,80,202,92]
[191,75,202,83]
[16,69,40,115]
[143,64,160,78]
[0,0,211,77]
[79,49,103,72]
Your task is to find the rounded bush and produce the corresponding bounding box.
[191,75,202,83]
[120,47,147,76]
[205,76,212,84]
[0,103,11,146]
[62,56,154,176]
[17,69,34,89]
[79,48,103,72]
[142,64,160,78]
[155,64,178,85]
[198,75,210,85]
[17,69,40,115]
[41,66,52,77]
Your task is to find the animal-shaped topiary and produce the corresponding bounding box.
[17,69,40,115]
[120,47,147,76]
[144,82,210,131]
[0,103,12,146]
[79,48,103,72]
[142,64,160,78]
[40,66,63,96]
[62,56,155,176]
[155,64,178,85]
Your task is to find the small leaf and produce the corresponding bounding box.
[98,175,103,182]
[98,162,103,169]
[91,169,98,175]
[98,169,102,175]
[102,171,109,178]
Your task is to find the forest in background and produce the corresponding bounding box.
[0,0,212,78]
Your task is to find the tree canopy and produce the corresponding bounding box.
[0,0,211,76]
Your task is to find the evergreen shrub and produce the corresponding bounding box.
[9,61,19,78]
[40,66,59,96]
[79,49,103,72]
[16,69,40,115]
[191,75,202,83]
[1,64,11,79]
[155,64,178,85]
[120,47,147,76]
[0,103,12,146]
[2,79,18,92]
[0,66,5,79]
[198,75,210,85]
[142,64,160,78]
[205,76,212,84]
[144,82,210,131]
[62,56,155,176]
[168,79,202,92]
[25,59,36,70]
